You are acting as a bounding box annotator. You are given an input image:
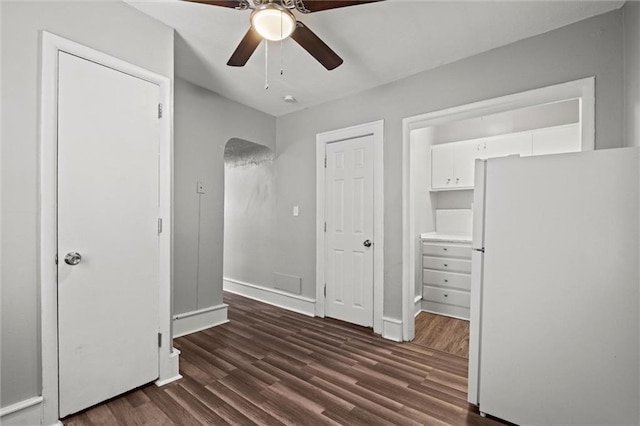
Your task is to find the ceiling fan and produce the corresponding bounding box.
[183,0,381,70]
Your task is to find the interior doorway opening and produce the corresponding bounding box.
[402,77,595,343]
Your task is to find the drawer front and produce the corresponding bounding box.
[422,256,472,274]
[422,270,471,291]
[421,242,471,259]
[423,286,470,308]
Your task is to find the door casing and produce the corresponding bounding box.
[401,77,595,342]
[39,32,176,425]
[315,120,385,337]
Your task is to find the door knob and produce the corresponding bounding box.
[363,240,372,248]
[64,252,82,266]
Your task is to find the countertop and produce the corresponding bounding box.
[420,232,472,243]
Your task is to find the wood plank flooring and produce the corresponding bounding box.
[413,312,470,358]
[64,292,502,425]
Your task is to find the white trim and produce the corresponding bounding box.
[414,295,423,317]
[0,397,60,426]
[172,304,229,338]
[0,396,43,417]
[155,349,182,387]
[39,32,175,425]
[421,302,471,321]
[382,317,403,342]
[315,120,385,334]
[224,278,316,317]
[402,77,595,342]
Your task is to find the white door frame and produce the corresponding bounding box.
[39,32,178,425]
[401,77,595,341]
[315,120,384,335]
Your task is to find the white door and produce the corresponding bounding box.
[57,52,160,417]
[325,136,374,327]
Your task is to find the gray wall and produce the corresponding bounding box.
[624,1,640,148]
[274,9,624,320]
[173,78,275,315]
[224,146,276,287]
[0,1,174,409]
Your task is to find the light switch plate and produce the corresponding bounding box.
[293,205,299,216]
[196,181,205,194]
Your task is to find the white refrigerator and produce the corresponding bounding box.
[467,147,639,425]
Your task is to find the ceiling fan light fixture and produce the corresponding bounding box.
[251,3,296,41]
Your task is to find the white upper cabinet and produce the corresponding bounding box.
[430,123,580,191]
[531,124,580,156]
[453,142,479,188]
[431,141,479,190]
[483,132,532,158]
[430,143,456,189]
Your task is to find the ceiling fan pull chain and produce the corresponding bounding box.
[264,41,269,90]
[280,39,284,76]
[280,12,284,76]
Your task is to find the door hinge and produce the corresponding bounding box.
[55,254,58,265]
[158,218,163,234]
[324,284,326,297]
[324,222,326,232]
[158,103,163,119]
[158,332,162,348]
[324,156,327,168]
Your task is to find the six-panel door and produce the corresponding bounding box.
[325,136,374,327]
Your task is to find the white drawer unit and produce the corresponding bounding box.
[421,242,471,259]
[421,239,472,320]
[422,256,471,274]
[423,286,471,307]
[422,270,471,291]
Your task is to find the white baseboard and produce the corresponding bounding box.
[223,277,316,317]
[414,295,423,317]
[156,348,182,386]
[382,316,403,342]
[173,304,229,338]
[421,300,470,321]
[0,396,46,426]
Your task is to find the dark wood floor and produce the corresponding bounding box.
[413,312,470,358]
[64,292,502,425]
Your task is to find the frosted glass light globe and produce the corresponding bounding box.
[251,4,296,41]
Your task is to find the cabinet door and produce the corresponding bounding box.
[485,133,532,158]
[453,141,478,188]
[531,124,580,156]
[431,144,454,189]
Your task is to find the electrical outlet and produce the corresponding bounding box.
[196,181,205,194]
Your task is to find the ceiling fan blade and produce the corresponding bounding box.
[295,0,381,13]
[181,0,249,9]
[290,22,343,70]
[227,27,262,67]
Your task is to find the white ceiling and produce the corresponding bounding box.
[125,0,624,116]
